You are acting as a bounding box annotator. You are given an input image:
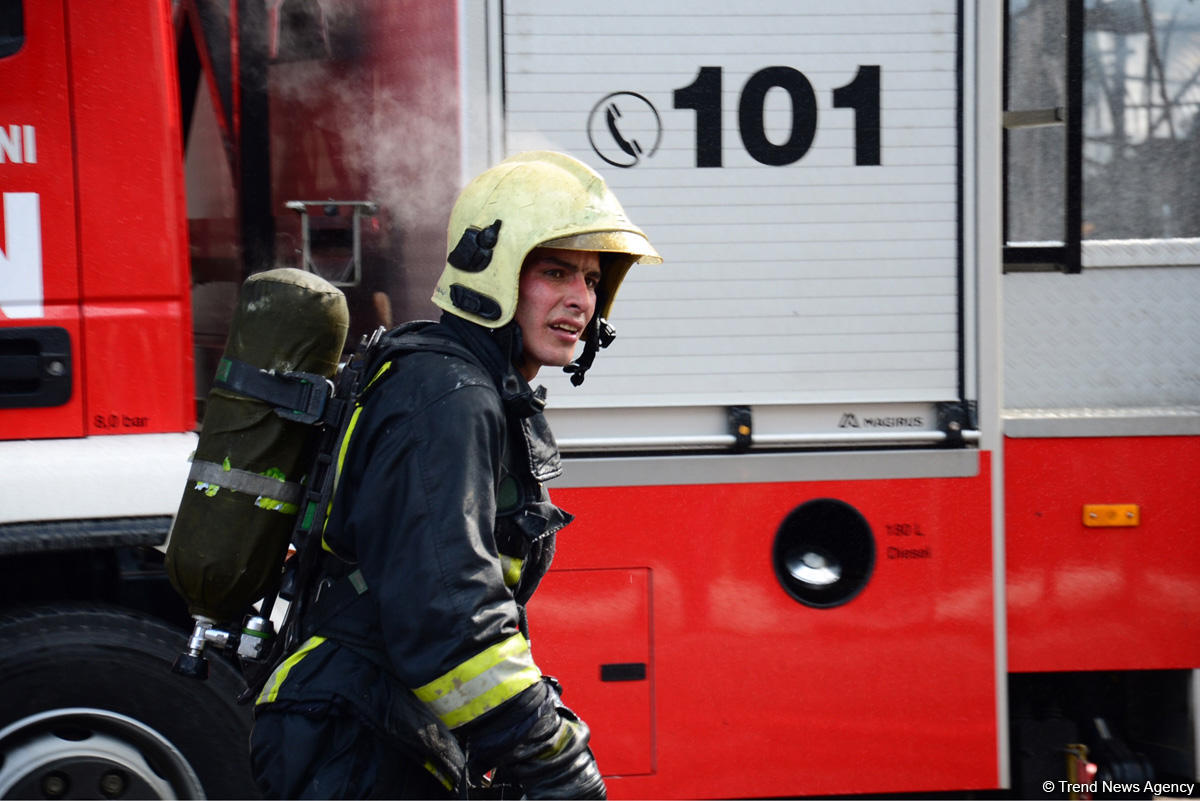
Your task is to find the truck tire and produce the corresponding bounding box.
[0,604,259,799]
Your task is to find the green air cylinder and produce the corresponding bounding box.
[166,268,349,624]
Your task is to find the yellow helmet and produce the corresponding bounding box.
[432,151,661,332]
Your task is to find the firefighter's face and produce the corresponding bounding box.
[514,247,601,380]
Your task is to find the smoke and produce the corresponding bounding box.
[270,46,456,237]
[351,74,459,236]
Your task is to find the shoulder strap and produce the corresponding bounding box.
[261,325,387,662]
[266,322,485,658]
[362,323,485,389]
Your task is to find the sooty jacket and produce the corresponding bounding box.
[253,316,578,793]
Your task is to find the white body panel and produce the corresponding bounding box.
[466,0,976,449]
[0,433,197,525]
[1006,262,1200,414]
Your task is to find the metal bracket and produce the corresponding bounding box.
[936,401,977,448]
[286,200,379,287]
[728,405,752,452]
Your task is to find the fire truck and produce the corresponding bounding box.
[1,0,1198,798]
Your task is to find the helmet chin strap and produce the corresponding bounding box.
[563,316,616,386]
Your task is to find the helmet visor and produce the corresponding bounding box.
[539,230,663,264]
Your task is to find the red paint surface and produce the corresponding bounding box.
[0,0,83,438]
[529,453,998,798]
[69,0,193,435]
[1006,435,1200,672]
[0,0,192,439]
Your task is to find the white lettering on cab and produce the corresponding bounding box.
[0,193,44,319]
[0,125,37,164]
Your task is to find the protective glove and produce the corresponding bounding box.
[503,704,605,800]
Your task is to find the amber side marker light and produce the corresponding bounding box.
[1082,504,1140,528]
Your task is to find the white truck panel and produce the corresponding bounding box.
[1005,264,1200,412]
[0,433,197,525]
[497,0,967,428]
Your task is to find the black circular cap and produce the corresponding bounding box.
[171,651,209,680]
[772,498,876,608]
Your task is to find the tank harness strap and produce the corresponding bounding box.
[187,459,304,506]
[213,356,332,425]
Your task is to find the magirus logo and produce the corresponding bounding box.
[838,413,925,429]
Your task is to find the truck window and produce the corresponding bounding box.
[1082,0,1200,241]
[0,0,22,58]
[1005,0,1200,271]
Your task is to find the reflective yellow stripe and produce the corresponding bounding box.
[539,718,575,760]
[319,361,392,552]
[256,635,327,705]
[333,363,391,500]
[320,402,364,553]
[499,555,523,588]
[334,405,364,491]
[254,496,298,514]
[363,360,392,391]
[413,633,541,729]
[422,760,454,792]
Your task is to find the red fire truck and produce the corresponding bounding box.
[2,0,1198,798]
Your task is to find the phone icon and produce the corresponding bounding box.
[606,103,642,158]
[587,91,662,168]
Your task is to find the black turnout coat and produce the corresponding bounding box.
[250,316,576,797]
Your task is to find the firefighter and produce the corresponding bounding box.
[248,151,661,799]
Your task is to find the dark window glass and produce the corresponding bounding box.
[1006,0,1068,244]
[0,0,23,59]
